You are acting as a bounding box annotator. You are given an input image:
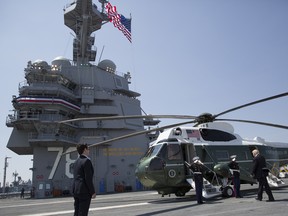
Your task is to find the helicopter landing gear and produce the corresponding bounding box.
[175,190,186,197]
[221,186,233,197]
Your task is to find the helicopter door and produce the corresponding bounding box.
[181,143,196,164]
[163,144,186,185]
[181,143,197,175]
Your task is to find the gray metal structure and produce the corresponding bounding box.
[6,0,158,198]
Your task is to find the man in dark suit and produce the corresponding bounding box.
[73,144,96,216]
[251,149,275,202]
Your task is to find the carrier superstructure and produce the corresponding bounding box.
[6,0,158,198]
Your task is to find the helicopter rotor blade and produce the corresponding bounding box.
[59,115,197,124]
[213,92,288,119]
[63,119,197,154]
[62,92,288,155]
[215,118,288,130]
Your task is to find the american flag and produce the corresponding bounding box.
[186,129,201,140]
[105,2,132,43]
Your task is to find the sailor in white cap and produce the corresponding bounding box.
[193,156,199,163]
[228,155,242,198]
[188,156,204,204]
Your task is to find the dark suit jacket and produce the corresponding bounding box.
[252,154,267,179]
[72,155,95,198]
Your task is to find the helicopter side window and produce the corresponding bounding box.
[167,144,182,160]
[200,128,236,141]
[215,150,229,160]
[149,157,165,171]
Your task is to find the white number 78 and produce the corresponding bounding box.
[48,147,76,179]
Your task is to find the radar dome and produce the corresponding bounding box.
[51,56,71,67]
[98,59,116,73]
[32,59,49,68]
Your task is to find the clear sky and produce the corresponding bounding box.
[1,0,288,184]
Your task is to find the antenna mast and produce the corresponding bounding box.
[63,0,109,65]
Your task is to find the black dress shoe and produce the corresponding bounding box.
[198,201,204,204]
[266,199,275,202]
[255,198,262,201]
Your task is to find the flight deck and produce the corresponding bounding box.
[1,178,287,216]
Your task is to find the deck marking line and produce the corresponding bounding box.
[20,202,150,216]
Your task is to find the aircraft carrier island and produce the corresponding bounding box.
[6,0,157,198]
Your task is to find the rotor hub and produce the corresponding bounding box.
[196,113,214,124]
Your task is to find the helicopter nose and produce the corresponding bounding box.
[135,157,166,187]
[136,157,165,176]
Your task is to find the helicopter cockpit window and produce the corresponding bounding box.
[157,144,167,159]
[156,143,182,160]
[143,144,162,158]
[200,128,236,142]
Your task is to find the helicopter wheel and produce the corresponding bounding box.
[222,186,233,197]
[175,190,186,197]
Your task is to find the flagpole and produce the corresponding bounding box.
[2,157,11,193]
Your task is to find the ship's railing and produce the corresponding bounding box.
[18,80,26,89]
[6,112,40,125]
[6,112,72,124]
[25,61,130,81]
[72,62,131,80]
[19,79,78,95]
[6,114,16,124]
[0,191,31,199]
[28,132,77,143]
[39,114,66,122]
